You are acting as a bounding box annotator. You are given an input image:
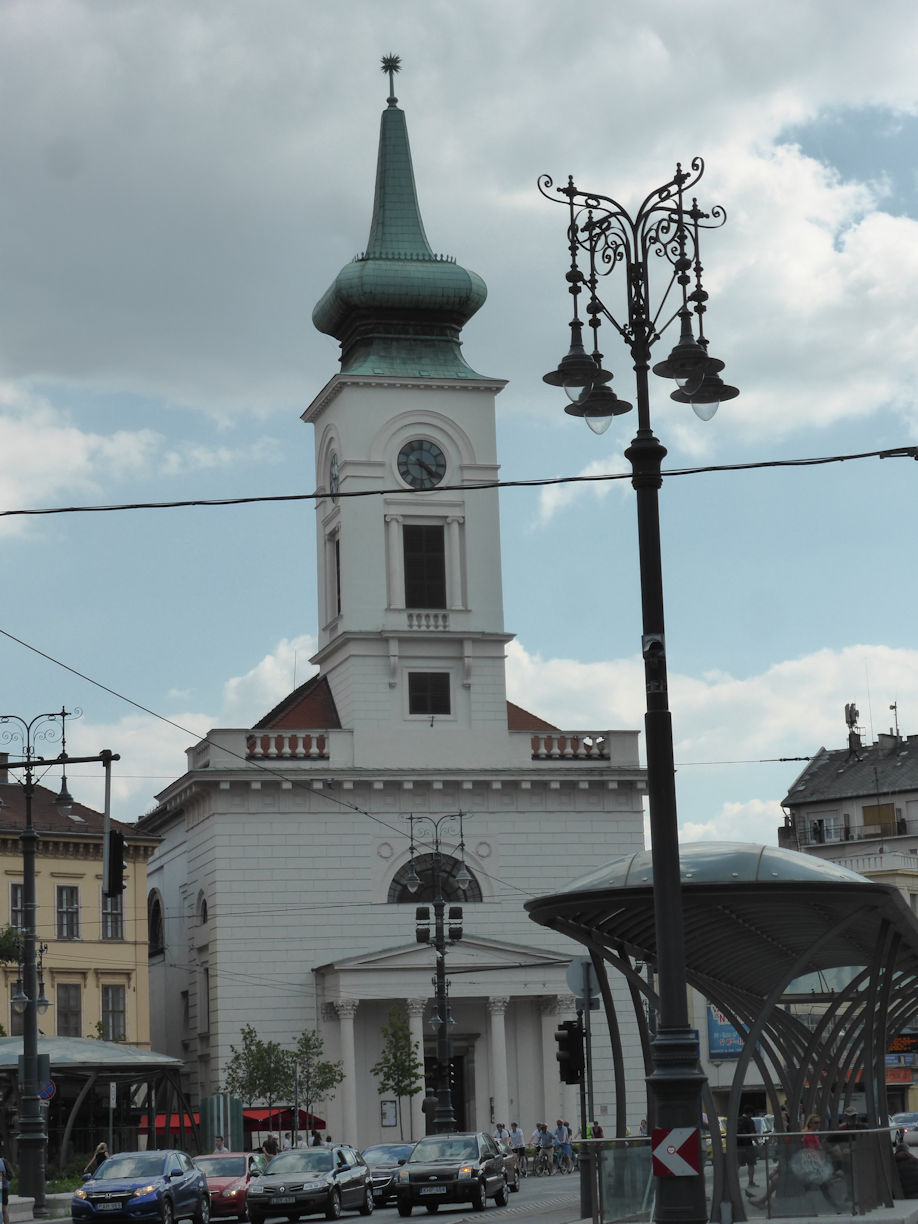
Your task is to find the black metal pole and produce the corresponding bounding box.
[625,361,706,1224]
[432,852,456,1132]
[18,766,47,1217]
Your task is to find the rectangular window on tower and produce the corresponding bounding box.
[408,672,451,716]
[403,524,446,608]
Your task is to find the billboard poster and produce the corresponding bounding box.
[707,1004,745,1058]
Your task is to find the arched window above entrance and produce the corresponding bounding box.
[387,853,482,904]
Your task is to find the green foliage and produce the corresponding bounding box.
[224,1023,295,1111]
[370,1005,424,1140]
[0,926,21,965]
[87,1021,105,1040]
[292,1029,344,1124]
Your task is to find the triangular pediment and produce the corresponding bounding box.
[317,934,566,975]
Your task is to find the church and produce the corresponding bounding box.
[139,65,647,1146]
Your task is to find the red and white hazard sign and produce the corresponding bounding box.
[651,1127,701,1177]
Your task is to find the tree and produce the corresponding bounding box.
[370,1005,424,1140]
[224,1023,295,1132]
[292,1029,344,1132]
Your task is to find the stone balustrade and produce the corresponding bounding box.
[530,732,610,761]
[245,732,329,760]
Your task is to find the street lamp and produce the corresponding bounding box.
[0,708,119,1217]
[540,160,738,1224]
[404,813,470,1133]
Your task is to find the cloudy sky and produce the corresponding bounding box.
[0,0,915,848]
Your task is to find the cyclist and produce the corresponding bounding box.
[534,1123,554,1175]
[554,1119,572,1174]
[509,1122,527,1176]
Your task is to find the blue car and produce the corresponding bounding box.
[72,1150,210,1224]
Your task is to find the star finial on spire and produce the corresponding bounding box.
[381,53,401,105]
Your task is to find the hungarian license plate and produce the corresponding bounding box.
[270,1197,296,1205]
[96,1204,122,1211]
[419,1187,446,1196]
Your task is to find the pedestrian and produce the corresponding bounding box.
[592,1121,605,1139]
[261,1135,278,1162]
[493,1123,508,1142]
[310,1129,321,1147]
[736,1107,758,1188]
[324,1134,334,1149]
[639,1119,647,1137]
[84,1142,109,1177]
[213,1135,226,1153]
[0,1137,12,1224]
[282,1133,292,1150]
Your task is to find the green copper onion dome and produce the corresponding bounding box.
[312,62,488,378]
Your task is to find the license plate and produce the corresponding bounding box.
[419,1187,446,1196]
[96,1204,122,1211]
[270,1197,296,1205]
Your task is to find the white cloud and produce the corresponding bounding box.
[219,635,319,727]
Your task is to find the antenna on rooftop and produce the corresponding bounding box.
[845,702,862,761]
[890,701,900,739]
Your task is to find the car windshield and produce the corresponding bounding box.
[409,1138,478,1163]
[894,1113,918,1124]
[96,1154,167,1180]
[361,1145,412,1164]
[266,1151,334,1174]
[194,1157,246,1178]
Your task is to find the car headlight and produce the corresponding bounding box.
[74,1190,89,1201]
[397,1169,409,1182]
[130,1185,158,1200]
[458,1165,475,1180]
[302,1181,324,1192]
[248,1183,264,1195]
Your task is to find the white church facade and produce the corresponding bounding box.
[139,69,648,1147]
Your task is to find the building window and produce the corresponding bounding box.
[101,984,126,1042]
[387,854,482,904]
[199,894,209,925]
[199,968,210,1034]
[862,802,896,835]
[404,524,446,608]
[10,883,23,931]
[102,892,123,941]
[408,672,451,717]
[148,892,165,956]
[57,984,81,1037]
[56,886,80,940]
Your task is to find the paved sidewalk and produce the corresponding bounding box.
[8,1192,72,1221]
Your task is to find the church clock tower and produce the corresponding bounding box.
[304,59,512,764]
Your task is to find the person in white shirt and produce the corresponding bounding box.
[509,1123,526,1176]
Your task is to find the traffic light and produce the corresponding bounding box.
[555,1019,584,1085]
[415,906,431,943]
[103,829,127,897]
[447,905,463,942]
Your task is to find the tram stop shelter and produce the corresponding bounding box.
[0,1036,189,1170]
[527,842,918,1221]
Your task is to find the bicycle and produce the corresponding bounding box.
[534,1148,553,1176]
[513,1149,528,1178]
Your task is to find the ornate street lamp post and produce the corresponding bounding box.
[1,709,119,1217]
[540,160,738,1224]
[405,814,471,1134]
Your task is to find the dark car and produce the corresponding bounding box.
[246,1146,373,1223]
[72,1149,210,1224]
[395,1132,507,1215]
[359,1144,414,1206]
[194,1154,264,1220]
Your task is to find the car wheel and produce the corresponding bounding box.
[161,1200,174,1224]
[359,1187,374,1217]
[494,1181,508,1207]
[397,1201,413,1217]
[325,1190,342,1222]
[194,1194,211,1224]
[470,1181,486,1212]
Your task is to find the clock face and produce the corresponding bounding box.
[397,439,447,490]
[329,452,339,501]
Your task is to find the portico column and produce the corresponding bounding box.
[335,999,359,1145]
[406,998,427,1142]
[487,997,510,1127]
